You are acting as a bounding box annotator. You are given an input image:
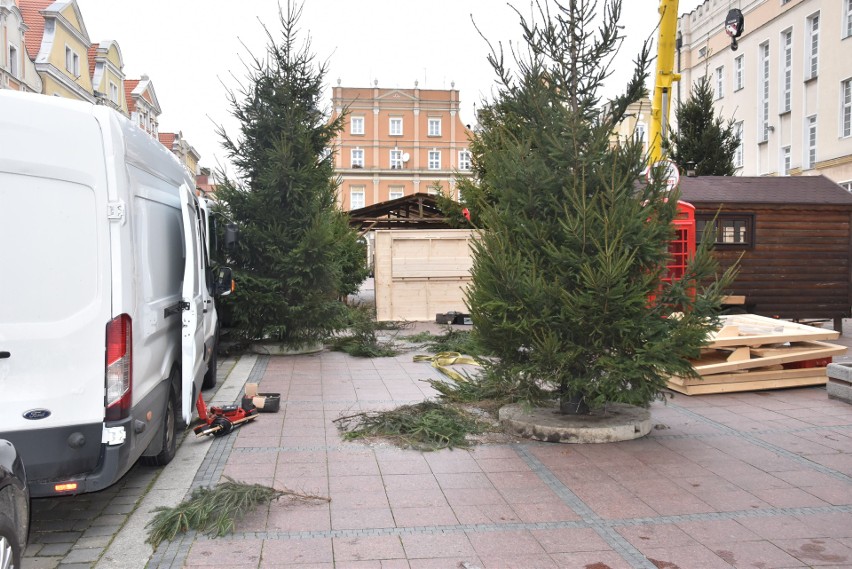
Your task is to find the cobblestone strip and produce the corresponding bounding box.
[146,357,269,569]
[513,444,658,569]
[668,400,852,484]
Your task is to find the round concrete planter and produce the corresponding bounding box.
[250,341,324,356]
[499,401,651,444]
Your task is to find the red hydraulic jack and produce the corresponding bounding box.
[193,393,259,438]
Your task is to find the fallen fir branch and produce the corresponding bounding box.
[146,477,329,548]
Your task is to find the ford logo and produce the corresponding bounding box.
[23,409,51,420]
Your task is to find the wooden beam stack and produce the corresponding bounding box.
[667,314,847,395]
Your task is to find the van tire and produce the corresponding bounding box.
[0,512,22,569]
[202,340,218,391]
[140,390,177,467]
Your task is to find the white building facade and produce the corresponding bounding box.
[677,0,852,189]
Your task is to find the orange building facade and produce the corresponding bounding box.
[331,81,473,210]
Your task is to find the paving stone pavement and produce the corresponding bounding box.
[22,322,852,569]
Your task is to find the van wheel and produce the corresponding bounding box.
[140,390,177,466]
[0,512,22,569]
[202,344,218,390]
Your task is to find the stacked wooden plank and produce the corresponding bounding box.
[667,314,847,395]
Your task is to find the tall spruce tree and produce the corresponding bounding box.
[667,75,740,176]
[465,0,733,413]
[214,2,367,346]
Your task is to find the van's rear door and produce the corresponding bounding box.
[179,185,205,424]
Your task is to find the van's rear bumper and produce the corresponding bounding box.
[3,417,137,498]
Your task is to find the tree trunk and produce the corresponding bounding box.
[559,392,590,415]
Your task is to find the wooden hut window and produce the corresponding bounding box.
[696,215,754,248]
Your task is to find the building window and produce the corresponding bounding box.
[781,29,792,113]
[109,81,119,104]
[458,150,472,170]
[759,43,770,142]
[390,148,403,169]
[806,115,817,169]
[428,150,441,170]
[697,215,754,248]
[698,46,707,59]
[351,116,364,135]
[781,145,791,175]
[351,148,364,168]
[840,181,852,192]
[350,187,365,210]
[843,79,852,138]
[8,44,18,78]
[389,117,402,136]
[734,121,744,168]
[65,46,80,76]
[428,117,441,136]
[389,186,404,200]
[806,13,819,80]
[734,55,744,91]
[635,121,647,144]
[846,0,852,38]
[715,66,724,99]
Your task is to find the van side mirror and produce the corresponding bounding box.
[215,267,234,297]
[224,223,239,251]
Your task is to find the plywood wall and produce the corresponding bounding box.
[374,229,476,321]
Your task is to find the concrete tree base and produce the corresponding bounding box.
[499,402,652,443]
[250,341,324,356]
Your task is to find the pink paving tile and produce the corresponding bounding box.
[466,530,547,558]
[233,435,281,448]
[380,561,411,569]
[751,487,831,508]
[443,488,507,507]
[261,537,334,565]
[480,554,559,568]
[281,434,329,447]
[277,462,328,479]
[475,457,531,473]
[385,487,449,509]
[328,475,386,494]
[497,486,560,505]
[423,453,482,474]
[640,492,715,516]
[186,538,265,567]
[737,515,819,540]
[469,446,523,459]
[274,477,329,496]
[643,545,740,569]
[328,458,380,477]
[400,532,477,559]
[223,462,278,480]
[331,490,391,509]
[674,519,761,545]
[434,472,493,489]
[549,550,633,569]
[266,502,331,532]
[330,507,395,530]
[774,537,852,566]
[382,474,441,492]
[684,488,771,512]
[486,471,544,489]
[408,557,483,569]
[332,535,405,562]
[391,506,459,527]
[710,540,807,568]
[798,512,852,539]
[550,465,614,486]
[377,458,433,476]
[532,527,611,554]
[615,523,700,549]
[570,481,658,519]
[453,504,524,524]
[510,501,580,523]
[235,503,269,532]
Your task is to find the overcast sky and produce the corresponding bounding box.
[74,0,706,174]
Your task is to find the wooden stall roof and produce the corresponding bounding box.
[349,193,451,231]
[678,175,852,206]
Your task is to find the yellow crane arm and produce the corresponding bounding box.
[649,0,682,165]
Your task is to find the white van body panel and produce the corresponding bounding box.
[0,91,216,496]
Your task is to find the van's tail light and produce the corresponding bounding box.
[105,314,132,421]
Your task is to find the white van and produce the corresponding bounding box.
[0,91,230,497]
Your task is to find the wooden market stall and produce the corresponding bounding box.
[679,175,852,332]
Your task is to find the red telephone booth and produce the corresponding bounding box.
[663,201,696,286]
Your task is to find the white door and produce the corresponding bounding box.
[179,185,205,424]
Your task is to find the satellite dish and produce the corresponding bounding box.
[402,153,410,162]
